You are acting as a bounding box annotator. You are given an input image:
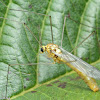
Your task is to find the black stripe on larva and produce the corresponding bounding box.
[55,55,58,58]
[41,48,44,52]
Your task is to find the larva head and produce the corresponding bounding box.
[40,46,46,53]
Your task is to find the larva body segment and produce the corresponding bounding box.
[65,62,99,92]
[41,43,100,92]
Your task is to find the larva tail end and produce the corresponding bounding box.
[93,87,99,92]
[90,84,99,92]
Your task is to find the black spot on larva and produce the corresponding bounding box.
[50,50,52,53]
[45,47,47,50]
[55,55,58,58]
[41,48,44,52]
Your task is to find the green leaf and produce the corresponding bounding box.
[0,0,100,99]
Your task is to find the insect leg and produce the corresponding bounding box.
[71,31,96,53]
[49,16,53,44]
[61,16,67,48]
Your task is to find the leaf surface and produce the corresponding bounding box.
[0,0,100,99]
